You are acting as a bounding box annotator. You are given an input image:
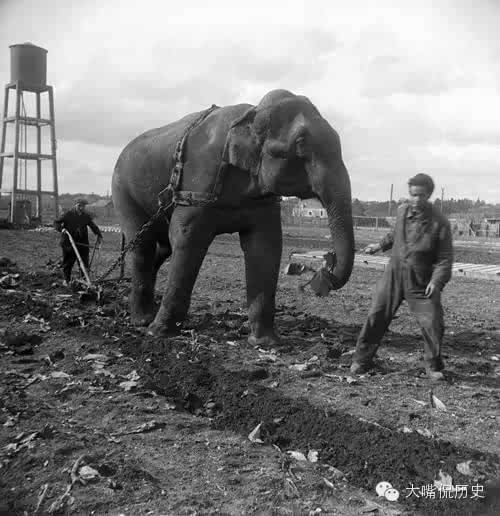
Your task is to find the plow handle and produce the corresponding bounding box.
[62,229,92,287]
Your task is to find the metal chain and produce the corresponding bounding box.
[94,202,172,283]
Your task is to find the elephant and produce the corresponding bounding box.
[112,89,355,347]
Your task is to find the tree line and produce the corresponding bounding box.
[282,197,500,219]
[352,198,500,217]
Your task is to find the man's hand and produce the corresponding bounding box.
[364,243,381,255]
[425,282,438,298]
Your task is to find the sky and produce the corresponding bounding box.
[0,0,499,202]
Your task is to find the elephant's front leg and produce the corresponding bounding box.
[148,207,214,337]
[240,205,282,347]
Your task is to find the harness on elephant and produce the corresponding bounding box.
[157,104,223,210]
[157,104,279,213]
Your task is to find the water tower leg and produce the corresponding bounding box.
[48,86,59,218]
[10,83,22,224]
[35,92,42,220]
[0,87,10,191]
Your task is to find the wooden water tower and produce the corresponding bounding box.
[0,42,59,224]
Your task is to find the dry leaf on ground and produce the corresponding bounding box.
[78,465,99,481]
[50,371,71,379]
[248,422,264,443]
[289,364,308,372]
[456,460,473,476]
[430,393,447,411]
[434,470,454,490]
[416,428,434,438]
[323,477,335,489]
[112,420,166,436]
[307,450,319,463]
[119,380,139,391]
[287,450,308,461]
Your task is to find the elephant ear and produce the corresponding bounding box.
[227,108,267,175]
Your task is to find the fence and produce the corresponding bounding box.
[283,214,500,238]
[282,214,394,230]
[353,216,394,229]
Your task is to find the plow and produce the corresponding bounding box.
[61,229,102,302]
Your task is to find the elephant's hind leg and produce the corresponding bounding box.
[131,231,172,325]
[116,194,161,326]
[239,204,282,348]
[128,232,159,326]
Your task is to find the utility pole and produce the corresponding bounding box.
[440,187,444,213]
[388,183,393,217]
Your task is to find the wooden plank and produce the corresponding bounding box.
[289,251,500,281]
[0,86,8,191]
[0,188,57,196]
[48,86,59,218]
[454,263,483,271]
[464,266,500,274]
[11,84,21,222]
[0,152,53,160]
[454,239,500,248]
[36,93,42,219]
[453,269,500,280]
[4,116,52,126]
[6,82,49,93]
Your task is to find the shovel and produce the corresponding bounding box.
[298,252,337,297]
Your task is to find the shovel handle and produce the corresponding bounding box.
[62,229,92,287]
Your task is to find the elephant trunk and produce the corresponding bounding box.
[321,186,355,290]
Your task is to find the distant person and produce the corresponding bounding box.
[54,199,103,285]
[350,173,453,381]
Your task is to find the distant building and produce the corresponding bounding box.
[292,199,327,218]
[481,218,500,237]
[87,199,114,218]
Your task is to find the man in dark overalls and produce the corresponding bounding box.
[54,199,103,285]
[350,174,453,381]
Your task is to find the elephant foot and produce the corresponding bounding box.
[248,330,282,349]
[131,310,156,327]
[147,320,182,338]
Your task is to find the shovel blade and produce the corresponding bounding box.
[309,268,334,297]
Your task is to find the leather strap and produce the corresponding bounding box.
[158,105,279,212]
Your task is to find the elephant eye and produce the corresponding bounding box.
[295,136,309,158]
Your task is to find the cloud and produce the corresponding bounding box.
[53,25,338,148]
[0,0,499,201]
[361,55,473,98]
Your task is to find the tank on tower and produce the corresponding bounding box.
[10,42,47,90]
